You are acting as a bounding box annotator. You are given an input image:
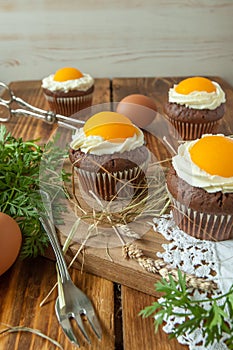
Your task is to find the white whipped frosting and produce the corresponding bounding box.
[172,135,233,193]
[70,126,144,156]
[168,81,225,110]
[42,73,94,92]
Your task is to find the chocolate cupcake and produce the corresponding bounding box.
[167,134,233,241]
[164,77,226,140]
[69,111,149,202]
[42,67,94,116]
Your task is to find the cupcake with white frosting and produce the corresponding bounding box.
[42,67,94,116]
[167,134,233,241]
[164,76,226,140]
[69,111,149,201]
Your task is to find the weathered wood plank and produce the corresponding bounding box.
[116,76,233,350]
[52,230,169,298]
[0,257,115,350]
[122,286,188,350]
[0,78,114,350]
[0,1,233,84]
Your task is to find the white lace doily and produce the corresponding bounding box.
[152,213,233,350]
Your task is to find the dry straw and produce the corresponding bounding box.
[123,243,217,291]
[0,323,64,349]
[69,157,170,230]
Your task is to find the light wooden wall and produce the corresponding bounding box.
[1,0,233,85]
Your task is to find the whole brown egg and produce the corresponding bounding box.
[116,94,157,129]
[0,212,22,276]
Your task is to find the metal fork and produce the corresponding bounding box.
[39,191,102,347]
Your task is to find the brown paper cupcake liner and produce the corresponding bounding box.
[76,163,147,202]
[168,118,219,140]
[44,92,93,116]
[169,193,233,241]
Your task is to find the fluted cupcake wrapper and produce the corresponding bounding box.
[44,92,93,117]
[168,192,233,241]
[76,163,147,202]
[168,118,219,140]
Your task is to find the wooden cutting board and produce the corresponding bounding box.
[5,77,233,297]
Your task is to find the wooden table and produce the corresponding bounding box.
[0,77,232,350]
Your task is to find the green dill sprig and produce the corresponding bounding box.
[139,270,233,349]
[0,125,70,259]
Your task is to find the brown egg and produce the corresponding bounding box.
[0,212,22,276]
[116,94,157,128]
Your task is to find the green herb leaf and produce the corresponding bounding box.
[0,125,70,259]
[208,301,228,330]
[140,271,233,349]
